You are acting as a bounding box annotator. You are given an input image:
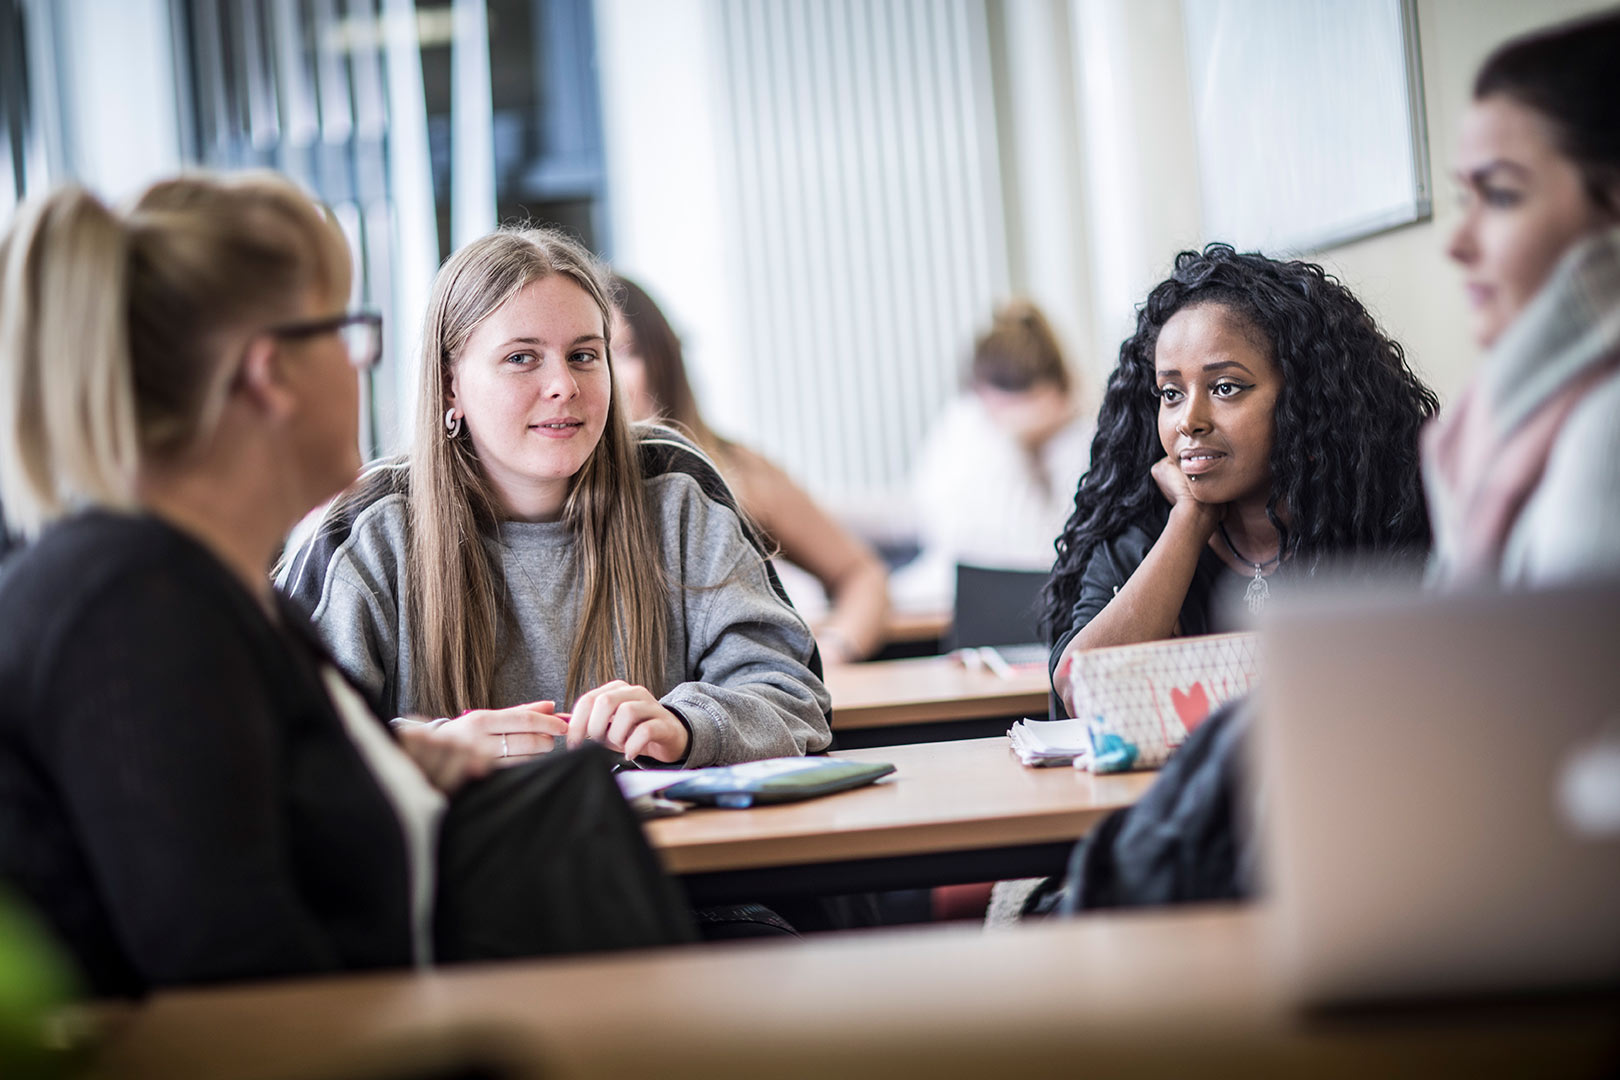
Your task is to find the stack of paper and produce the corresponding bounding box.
[1008,718,1091,768]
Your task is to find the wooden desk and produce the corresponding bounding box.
[824,654,1051,738]
[882,607,950,644]
[646,738,1153,901]
[93,907,1620,1080]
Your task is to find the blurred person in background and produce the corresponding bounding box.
[611,274,890,664]
[893,300,1093,611]
[1429,8,1620,586]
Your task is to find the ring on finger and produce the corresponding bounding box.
[501,733,509,759]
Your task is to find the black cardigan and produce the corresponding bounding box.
[0,511,413,996]
[1045,506,1247,718]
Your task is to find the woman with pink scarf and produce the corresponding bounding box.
[1428,10,1620,586]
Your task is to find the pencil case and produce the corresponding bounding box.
[659,758,895,809]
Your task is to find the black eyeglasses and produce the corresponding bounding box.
[266,311,384,371]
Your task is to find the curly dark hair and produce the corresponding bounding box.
[1042,244,1439,639]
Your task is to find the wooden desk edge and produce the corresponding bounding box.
[830,689,1050,729]
[93,908,1620,1080]
[653,797,1148,875]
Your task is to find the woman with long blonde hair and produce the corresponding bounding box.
[280,227,831,767]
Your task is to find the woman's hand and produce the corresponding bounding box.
[1151,454,1199,508]
[1151,455,1223,534]
[395,723,493,794]
[436,700,570,761]
[566,680,691,764]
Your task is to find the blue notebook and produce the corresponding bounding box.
[658,758,895,809]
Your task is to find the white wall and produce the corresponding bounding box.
[1067,0,1203,387]
[593,0,747,431]
[54,0,183,202]
[992,0,1094,396]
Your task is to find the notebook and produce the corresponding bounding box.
[1257,580,1620,1005]
[1007,718,1090,767]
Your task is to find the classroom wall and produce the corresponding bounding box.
[49,0,183,203]
[594,0,749,434]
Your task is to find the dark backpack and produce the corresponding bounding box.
[1050,697,1255,914]
[434,744,697,960]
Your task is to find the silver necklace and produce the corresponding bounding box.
[1219,523,1282,615]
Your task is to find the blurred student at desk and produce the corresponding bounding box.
[611,274,891,664]
[893,300,1093,611]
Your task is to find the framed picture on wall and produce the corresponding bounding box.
[1182,0,1430,254]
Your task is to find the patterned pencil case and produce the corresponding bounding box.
[1059,631,1260,773]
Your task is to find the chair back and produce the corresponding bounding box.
[947,563,1049,650]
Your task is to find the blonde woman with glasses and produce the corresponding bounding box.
[0,175,691,996]
[279,227,833,772]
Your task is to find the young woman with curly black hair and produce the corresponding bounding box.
[1044,245,1439,706]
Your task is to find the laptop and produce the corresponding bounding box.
[1256,580,1620,1005]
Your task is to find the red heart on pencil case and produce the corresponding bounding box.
[1170,682,1211,732]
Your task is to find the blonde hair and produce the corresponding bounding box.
[0,173,350,537]
[407,226,669,716]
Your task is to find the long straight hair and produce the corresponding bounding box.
[0,174,348,537]
[407,227,668,717]
[610,274,727,460]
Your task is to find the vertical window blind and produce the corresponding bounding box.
[712,0,1009,505]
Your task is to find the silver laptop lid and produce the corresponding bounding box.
[1257,581,1620,1005]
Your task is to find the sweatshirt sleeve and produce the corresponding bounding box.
[277,502,406,718]
[658,479,834,767]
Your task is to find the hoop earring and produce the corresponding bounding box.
[444,408,462,439]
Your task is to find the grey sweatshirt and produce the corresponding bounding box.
[277,430,833,766]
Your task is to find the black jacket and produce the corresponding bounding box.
[0,511,413,996]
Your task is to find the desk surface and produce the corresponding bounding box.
[645,737,1152,876]
[824,654,1051,730]
[881,607,951,644]
[93,907,1620,1080]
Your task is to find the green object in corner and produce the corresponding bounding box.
[0,887,78,1079]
